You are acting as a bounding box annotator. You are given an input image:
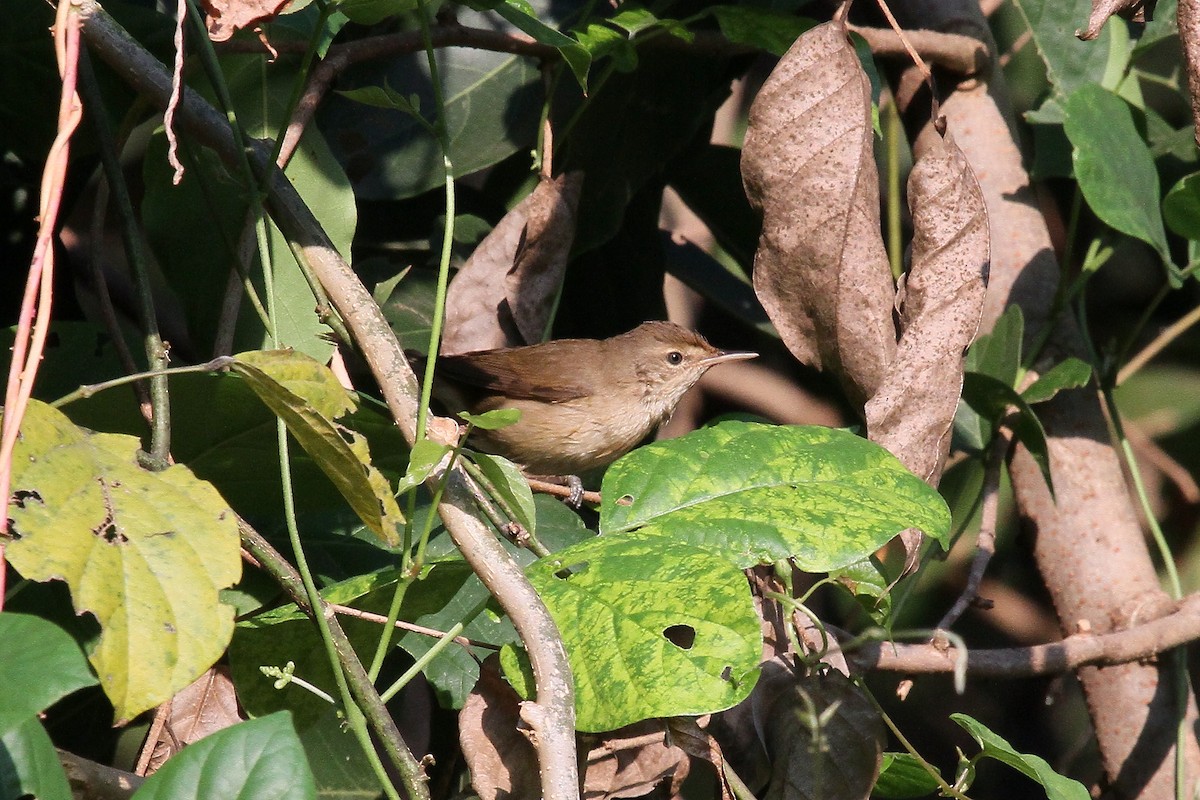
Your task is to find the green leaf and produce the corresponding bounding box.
[600,422,952,570]
[710,6,814,56]
[574,22,638,70]
[132,713,316,800]
[951,714,1089,800]
[964,305,1024,386]
[874,752,942,799]
[230,352,404,545]
[1063,85,1175,279]
[523,533,761,731]
[234,350,357,419]
[0,717,72,800]
[336,83,422,118]
[490,0,591,90]
[1164,171,1200,240]
[320,29,540,200]
[1011,0,1125,98]
[461,408,522,430]
[5,401,240,723]
[1022,357,1093,404]
[471,452,536,534]
[499,642,537,699]
[0,613,98,736]
[828,557,893,622]
[961,373,1054,491]
[335,0,420,25]
[395,438,452,495]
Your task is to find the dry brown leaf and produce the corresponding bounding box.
[444,173,583,354]
[581,720,691,800]
[143,666,243,774]
[1077,0,1154,39]
[762,671,884,800]
[200,0,290,41]
[460,659,541,800]
[741,18,897,407]
[865,130,987,570]
[865,131,988,483]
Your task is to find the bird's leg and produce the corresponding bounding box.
[526,474,591,508]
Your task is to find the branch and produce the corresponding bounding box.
[76,5,579,798]
[851,593,1200,678]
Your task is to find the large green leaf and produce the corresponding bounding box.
[230,350,404,546]
[320,3,544,200]
[600,422,951,570]
[132,713,315,800]
[522,532,762,732]
[0,717,72,800]
[1063,85,1174,277]
[5,401,240,722]
[0,613,98,736]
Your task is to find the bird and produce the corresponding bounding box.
[428,320,757,477]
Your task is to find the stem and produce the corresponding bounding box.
[379,622,464,703]
[80,54,172,469]
[240,521,429,799]
[52,360,232,407]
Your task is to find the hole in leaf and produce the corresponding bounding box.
[720,665,733,681]
[94,516,128,545]
[553,561,589,579]
[10,489,42,509]
[663,624,696,650]
[6,519,20,540]
[617,494,634,506]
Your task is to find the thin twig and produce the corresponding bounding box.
[936,430,1010,631]
[327,603,500,650]
[1117,302,1200,385]
[872,0,933,82]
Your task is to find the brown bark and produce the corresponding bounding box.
[893,2,1200,797]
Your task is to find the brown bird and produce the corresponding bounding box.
[430,321,757,476]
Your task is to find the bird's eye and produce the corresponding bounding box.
[666,351,683,365]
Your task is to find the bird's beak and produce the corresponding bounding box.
[703,350,758,366]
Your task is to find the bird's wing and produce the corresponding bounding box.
[437,349,592,402]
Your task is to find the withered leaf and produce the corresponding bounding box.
[581,720,691,800]
[144,666,243,774]
[201,0,290,41]
[460,659,541,800]
[741,18,897,406]
[444,173,583,354]
[865,131,988,485]
[763,671,884,800]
